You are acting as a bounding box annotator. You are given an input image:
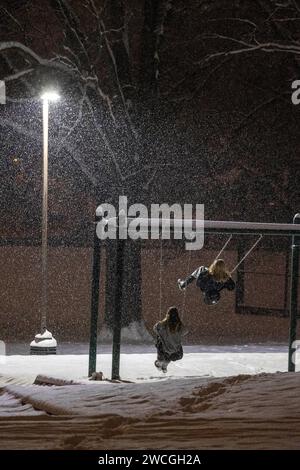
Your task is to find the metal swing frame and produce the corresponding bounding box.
[88,213,300,379]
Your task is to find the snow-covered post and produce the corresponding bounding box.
[288,213,300,372]
[30,329,57,355]
[88,213,102,377]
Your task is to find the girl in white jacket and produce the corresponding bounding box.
[153,306,188,373]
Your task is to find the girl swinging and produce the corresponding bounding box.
[153,306,188,373]
[178,258,235,305]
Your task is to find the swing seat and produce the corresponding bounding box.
[203,291,220,305]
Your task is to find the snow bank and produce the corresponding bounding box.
[1,345,298,449]
[0,391,45,417]
[1,372,300,449]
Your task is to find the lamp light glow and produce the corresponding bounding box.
[41,91,60,101]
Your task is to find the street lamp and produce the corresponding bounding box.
[30,90,60,355]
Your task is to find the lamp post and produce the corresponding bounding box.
[41,91,59,332]
[30,91,60,355]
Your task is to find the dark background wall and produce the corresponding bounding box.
[1,243,299,344]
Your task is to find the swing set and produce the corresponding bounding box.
[88,212,300,380]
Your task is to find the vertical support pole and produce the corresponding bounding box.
[288,213,300,372]
[283,248,289,314]
[111,236,125,380]
[88,215,101,377]
[235,240,245,311]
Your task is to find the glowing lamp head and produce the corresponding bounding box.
[41,91,60,102]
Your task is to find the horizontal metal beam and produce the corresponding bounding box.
[97,217,300,237]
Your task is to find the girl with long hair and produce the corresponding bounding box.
[178,258,235,305]
[153,306,188,373]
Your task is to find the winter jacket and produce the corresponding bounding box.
[195,266,235,304]
[153,322,188,356]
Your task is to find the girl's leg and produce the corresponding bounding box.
[170,347,183,362]
[156,339,165,361]
[155,340,171,372]
[161,360,170,373]
[155,339,166,370]
[178,266,200,290]
[191,266,202,278]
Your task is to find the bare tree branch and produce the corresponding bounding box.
[0,118,98,186]
[3,67,35,82]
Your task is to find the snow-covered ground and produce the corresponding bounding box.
[0,344,299,450]
[1,343,292,384]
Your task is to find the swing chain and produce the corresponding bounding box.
[181,249,192,320]
[214,234,233,262]
[230,234,263,274]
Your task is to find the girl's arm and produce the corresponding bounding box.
[224,277,235,291]
[153,322,162,335]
